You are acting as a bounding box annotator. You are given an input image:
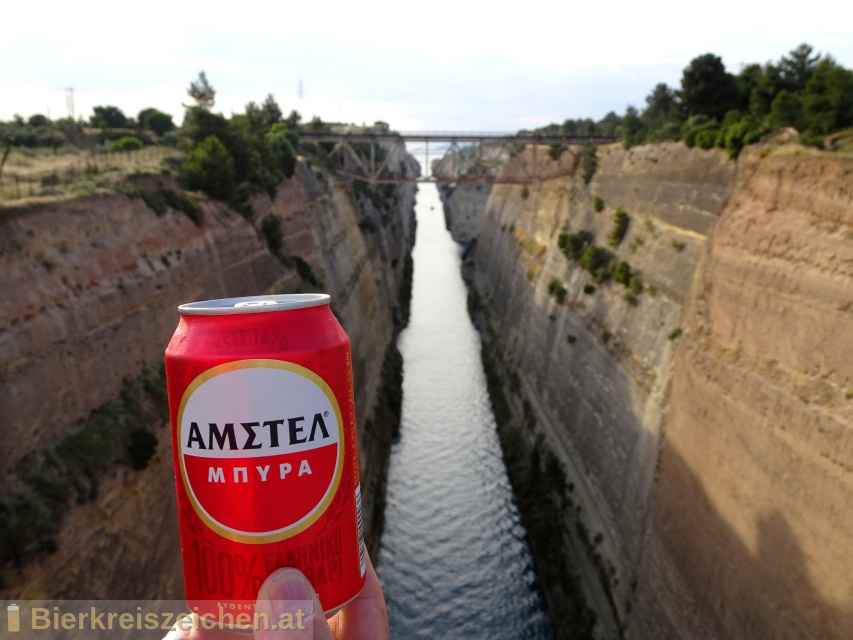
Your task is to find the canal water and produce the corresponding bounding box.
[376,184,552,639]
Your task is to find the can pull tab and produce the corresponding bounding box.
[234,300,280,308]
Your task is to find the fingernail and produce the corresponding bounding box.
[267,569,314,608]
[260,568,317,635]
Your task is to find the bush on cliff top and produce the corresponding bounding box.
[530,43,853,152]
[181,135,236,201]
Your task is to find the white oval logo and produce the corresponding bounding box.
[178,360,343,542]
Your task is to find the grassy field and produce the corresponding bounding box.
[0,146,183,204]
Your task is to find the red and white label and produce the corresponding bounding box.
[178,360,343,542]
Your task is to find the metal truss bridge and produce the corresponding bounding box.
[298,131,619,185]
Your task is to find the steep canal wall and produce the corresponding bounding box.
[446,140,853,639]
[0,156,417,598]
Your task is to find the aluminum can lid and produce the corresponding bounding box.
[178,293,330,315]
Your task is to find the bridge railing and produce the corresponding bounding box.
[297,130,619,184]
[298,131,619,145]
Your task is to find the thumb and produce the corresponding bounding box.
[253,569,334,640]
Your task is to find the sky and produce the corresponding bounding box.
[2,0,853,132]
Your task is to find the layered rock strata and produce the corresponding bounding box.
[447,141,852,638]
[630,146,853,639]
[0,156,417,598]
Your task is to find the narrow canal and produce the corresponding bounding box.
[376,184,552,639]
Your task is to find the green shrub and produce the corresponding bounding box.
[266,123,298,179]
[567,334,577,344]
[110,136,144,152]
[260,215,284,255]
[694,127,719,149]
[292,256,321,287]
[592,195,604,212]
[719,116,767,159]
[614,261,632,286]
[579,245,615,283]
[583,284,596,295]
[601,328,612,343]
[579,143,597,185]
[629,275,643,295]
[138,108,175,136]
[608,209,630,247]
[181,135,236,201]
[135,188,166,215]
[547,278,567,304]
[547,145,563,160]
[682,118,719,149]
[128,428,158,470]
[558,230,594,261]
[162,189,203,226]
[521,185,530,200]
[1,368,168,568]
[668,326,683,340]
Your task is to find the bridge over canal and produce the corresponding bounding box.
[298,131,619,185]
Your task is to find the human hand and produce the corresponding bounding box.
[164,551,388,640]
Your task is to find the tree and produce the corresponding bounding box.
[181,135,236,201]
[737,63,782,117]
[266,122,296,178]
[285,110,302,129]
[768,90,804,130]
[28,114,49,127]
[779,43,821,94]
[642,83,680,129]
[617,105,647,148]
[679,54,741,121]
[262,94,283,126]
[597,112,621,137]
[90,105,129,128]
[188,71,215,111]
[138,108,175,135]
[577,118,598,135]
[642,83,682,140]
[801,58,853,134]
[242,101,266,134]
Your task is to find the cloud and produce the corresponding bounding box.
[3,0,853,130]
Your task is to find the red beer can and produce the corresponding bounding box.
[165,293,366,619]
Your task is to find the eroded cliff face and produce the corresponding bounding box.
[0,157,416,598]
[630,146,853,639]
[437,183,490,245]
[449,141,853,638]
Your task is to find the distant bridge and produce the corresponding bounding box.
[298,131,619,185]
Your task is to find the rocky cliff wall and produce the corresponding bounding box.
[0,156,417,598]
[436,183,490,245]
[464,142,735,635]
[630,145,853,639]
[450,140,853,638]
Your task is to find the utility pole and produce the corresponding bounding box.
[65,87,75,122]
